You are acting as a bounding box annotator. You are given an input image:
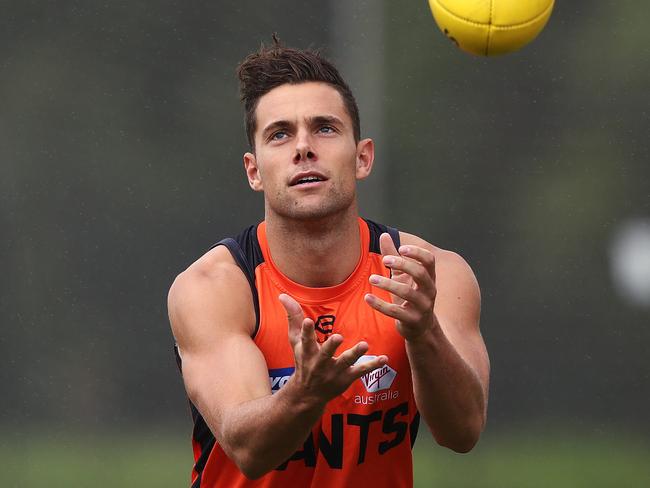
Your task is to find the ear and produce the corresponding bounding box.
[243,152,263,192]
[355,138,374,180]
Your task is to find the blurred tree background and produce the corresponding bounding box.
[1,1,648,486]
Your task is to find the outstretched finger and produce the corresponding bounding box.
[279,293,304,344]
[364,293,418,323]
[334,341,370,370]
[382,254,435,294]
[320,333,344,359]
[399,245,436,283]
[349,354,389,378]
[300,318,319,355]
[369,274,430,311]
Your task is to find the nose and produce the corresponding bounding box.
[294,130,316,163]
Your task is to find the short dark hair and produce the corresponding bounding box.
[236,34,360,149]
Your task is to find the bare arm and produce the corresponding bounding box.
[364,233,489,453]
[168,246,386,479]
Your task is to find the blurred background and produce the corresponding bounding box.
[1,1,649,486]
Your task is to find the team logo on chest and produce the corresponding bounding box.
[353,356,400,405]
[314,314,335,343]
[356,355,397,392]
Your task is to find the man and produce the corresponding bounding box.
[168,38,490,488]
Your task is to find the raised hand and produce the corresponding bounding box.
[364,233,439,341]
[278,293,388,404]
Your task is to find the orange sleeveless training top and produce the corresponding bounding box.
[177,218,420,488]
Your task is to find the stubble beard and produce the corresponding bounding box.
[269,183,355,222]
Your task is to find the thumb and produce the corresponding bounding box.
[379,232,399,258]
[379,232,407,295]
[278,293,305,343]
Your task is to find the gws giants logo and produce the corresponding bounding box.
[314,315,335,343]
[355,355,397,392]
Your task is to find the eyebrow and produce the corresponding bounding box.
[261,114,345,139]
[261,120,292,140]
[309,115,344,127]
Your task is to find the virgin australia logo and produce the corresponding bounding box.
[355,355,397,392]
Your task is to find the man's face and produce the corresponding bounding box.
[243,82,373,221]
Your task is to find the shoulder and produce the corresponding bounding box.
[174,244,243,285]
[168,244,256,346]
[169,245,245,300]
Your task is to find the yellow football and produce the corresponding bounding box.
[428,0,555,56]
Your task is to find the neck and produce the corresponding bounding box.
[265,206,361,287]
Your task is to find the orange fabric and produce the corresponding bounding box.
[200,218,417,487]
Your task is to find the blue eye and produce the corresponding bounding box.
[319,126,335,134]
[271,131,287,140]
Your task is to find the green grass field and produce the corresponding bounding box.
[1,428,648,487]
[412,429,650,487]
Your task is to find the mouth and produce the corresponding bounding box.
[289,172,328,187]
